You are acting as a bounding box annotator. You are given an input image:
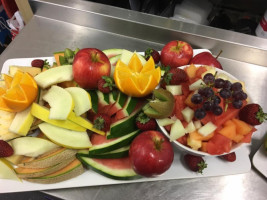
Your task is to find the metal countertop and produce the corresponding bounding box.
[0,0,267,199]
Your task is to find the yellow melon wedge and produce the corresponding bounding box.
[0,159,21,181]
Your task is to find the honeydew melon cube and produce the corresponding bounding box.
[157,118,175,126]
[185,121,196,133]
[166,85,182,95]
[198,122,217,137]
[194,120,202,129]
[181,107,194,123]
[189,79,206,91]
[170,119,186,142]
[0,159,20,181]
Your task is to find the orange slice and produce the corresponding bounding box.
[114,54,161,97]
[0,71,38,112]
[2,74,13,89]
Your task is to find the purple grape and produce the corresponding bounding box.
[232,100,243,109]
[194,108,206,119]
[219,88,232,99]
[214,78,225,88]
[212,105,223,116]
[231,82,242,92]
[191,94,203,104]
[211,95,221,105]
[203,73,215,84]
[233,91,247,100]
[203,87,214,98]
[203,101,212,111]
[223,80,232,89]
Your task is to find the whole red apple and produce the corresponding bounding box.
[189,52,223,70]
[72,48,111,89]
[161,40,193,68]
[129,130,174,177]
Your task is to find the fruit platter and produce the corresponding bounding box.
[0,40,266,193]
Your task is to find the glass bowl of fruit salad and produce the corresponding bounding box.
[157,64,255,156]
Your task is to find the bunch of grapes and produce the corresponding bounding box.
[191,73,247,120]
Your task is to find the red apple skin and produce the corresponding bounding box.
[72,48,111,89]
[189,52,223,70]
[161,40,193,68]
[129,130,174,177]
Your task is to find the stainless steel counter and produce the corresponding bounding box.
[0,0,267,199]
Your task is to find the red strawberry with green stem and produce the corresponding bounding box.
[184,154,207,174]
[144,48,160,64]
[220,152,236,162]
[239,103,267,125]
[93,114,111,132]
[161,67,188,88]
[97,76,115,93]
[136,112,157,131]
[0,140,14,157]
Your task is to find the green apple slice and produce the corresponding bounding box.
[42,85,74,120]
[34,65,73,89]
[0,159,20,181]
[65,87,92,116]
[39,123,92,149]
[30,103,86,132]
[10,137,59,157]
[9,106,34,136]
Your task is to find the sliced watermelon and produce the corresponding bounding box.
[78,156,141,180]
[106,92,127,116]
[114,97,139,121]
[87,90,98,113]
[97,90,111,114]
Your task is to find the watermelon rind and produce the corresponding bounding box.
[78,156,141,180]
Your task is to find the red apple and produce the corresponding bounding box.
[129,130,174,177]
[189,52,223,70]
[161,40,193,68]
[72,48,111,89]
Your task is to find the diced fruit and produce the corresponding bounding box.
[0,110,19,141]
[207,133,232,155]
[65,87,92,116]
[169,119,186,141]
[193,120,202,129]
[181,107,194,123]
[185,64,197,79]
[232,118,253,135]
[9,106,34,136]
[38,123,92,149]
[189,131,214,141]
[0,159,20,181]
[10,137,59,157]
[31,103,86,132]
[198,122,217,137]
[185,121,196,133]
[184,92,197,108]
[34,65,73,89]
[189,79,206,91]
[173,95,186,120]
[166,85,182,95]
[187,136,202,150]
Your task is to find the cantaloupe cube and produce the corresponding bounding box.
[200,142,208,152]
[224,119,235,127]
[189,131,214,141]
[185,64,197,79]
[187,136,202,150]
[232,134,244,143]
[218,124,236,140]
[232,118,252,135]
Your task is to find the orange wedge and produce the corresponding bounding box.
[114,53,161,97]
[0,71,38,112]
[2,74,13,89]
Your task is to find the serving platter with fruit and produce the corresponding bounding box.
[0,41,265,193]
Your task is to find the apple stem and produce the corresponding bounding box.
[154,138,164,151]
[215,50,223,60]
[92,53,98,62]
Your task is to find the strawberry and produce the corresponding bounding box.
[136,112,157,131]
[144,48,160,64]
[184,154,207,174]
[0,140,14,157]
[97,76,115,93]
[239,103,267,125]
[162,68,188,86]
[220,152,236,162]
[31,59,44,68]
[93,113,111,132]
